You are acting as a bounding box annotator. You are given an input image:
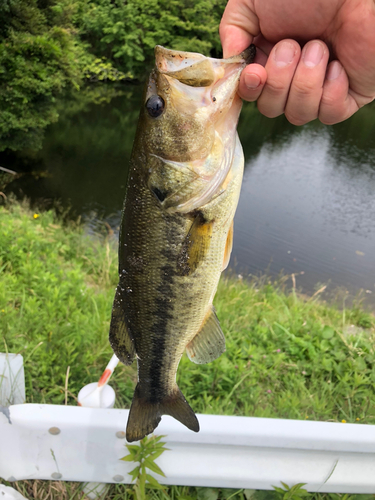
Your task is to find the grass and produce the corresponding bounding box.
[1,200,375,500]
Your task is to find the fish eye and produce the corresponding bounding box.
[146,95,165,118]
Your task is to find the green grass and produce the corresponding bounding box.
[1,200,375,500]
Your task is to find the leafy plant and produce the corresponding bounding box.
[121,434,169,500]
[83,57,130,82]
[273,483,309,500]
[77,0,226,78]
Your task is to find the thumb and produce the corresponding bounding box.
[219,0,260,57]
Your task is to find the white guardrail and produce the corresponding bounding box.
[1,353,375,495]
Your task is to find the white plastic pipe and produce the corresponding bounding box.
[78,354,119,409]
[1,403,375,493]
[77,354,119,498]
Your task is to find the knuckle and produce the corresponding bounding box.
[318,104,344,125]
[320,91,337,110]
[259,107,283,119]
[318,90,350,125]
[319,115,338,126]
[264,79,288,98]
[292,78,318,97]
[239,85,262,103]
[246,95,261,103]
[257,98,284,119]
[284,111,310,126]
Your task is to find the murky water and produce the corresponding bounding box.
[2,87,375,304]
[235,126,375,301]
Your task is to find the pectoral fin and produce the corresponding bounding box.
[222,221,233,271]
[109,285,135,365]
[177,213,213,276]
[186,307,225,364]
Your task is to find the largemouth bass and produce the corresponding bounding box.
[109,44,255,442]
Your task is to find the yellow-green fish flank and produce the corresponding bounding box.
[109,45,255,442]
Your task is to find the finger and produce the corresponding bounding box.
[253,46,268,67]
[220,24,254,59]
[253,34,274,58]
[284,40,329,126]
[319,61,371,125]
[238,63,268,102]
[256,40,301,118]
[220,0,260,58]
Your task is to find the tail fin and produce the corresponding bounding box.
[126,383,199,442]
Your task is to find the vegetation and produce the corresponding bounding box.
[0,0,83,151]
[1,200,375,499]
[0,0,226,152]
[121,435,169,499]
[78,0,224,76]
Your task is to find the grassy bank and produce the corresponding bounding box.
[1,201,375,500]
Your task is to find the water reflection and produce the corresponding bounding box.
[234,120,375,301]
[1,87,141,221]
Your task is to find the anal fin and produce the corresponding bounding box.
[109,284,135,365]
[186,307,225,364]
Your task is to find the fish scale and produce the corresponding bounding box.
[109,44,255,442]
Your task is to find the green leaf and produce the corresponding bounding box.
[143,457,166,477]
[128,465,140,481]
[196,487,219,500]
[354,356,367,371]
[272,486,285,494]
[145,473,165,489]
[243,490,256,500]
[153,434,167,441]
[120,453,136,461]
[322,326,335,339]
[148,449,166,461]
[127,444,141,453]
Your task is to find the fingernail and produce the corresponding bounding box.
[326,61,342,80]
[303,42,324,67]
[244,73,261,89]
[274,42,296,67]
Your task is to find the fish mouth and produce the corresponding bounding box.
[155,45,255,82]
[153,45,255,125]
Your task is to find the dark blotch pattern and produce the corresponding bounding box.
[152,187,168,202]
[148,214,178,404]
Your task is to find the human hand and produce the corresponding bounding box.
[220,0,375,125]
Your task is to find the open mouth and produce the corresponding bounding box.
[154,45,252,122]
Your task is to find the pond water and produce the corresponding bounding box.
[2,86,375,305]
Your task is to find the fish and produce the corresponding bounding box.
[109,44,255,442]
